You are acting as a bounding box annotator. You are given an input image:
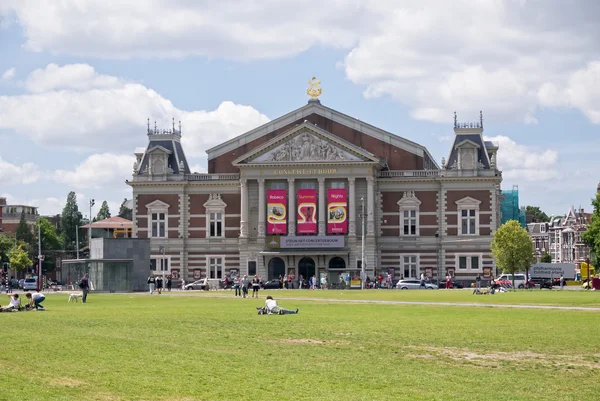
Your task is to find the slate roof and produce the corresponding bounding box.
[446,133,492,169]
[137,137,190,175]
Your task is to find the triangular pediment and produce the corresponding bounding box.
[454,139,480,149]
[455,196,482,207]
[233,122,380,165]
[145,200,170,209]
[147,145,172,155]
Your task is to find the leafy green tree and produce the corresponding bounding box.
[10,244,32,272]
[15,210,34,246]
[35,217,62,272]
[61,191,83,251]
[526,206,550,223]
[96,200,111,221]
[491,220,535,289]
[582,193,600,267]
[0,234,15,265]
[118,198,132,221]
[540,253,552,263]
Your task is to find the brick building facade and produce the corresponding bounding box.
[0,197,38,234]
[128,98,502,285]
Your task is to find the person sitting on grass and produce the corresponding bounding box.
[25,291,46,311]
[265,295,298,315]
[0,294,21,311]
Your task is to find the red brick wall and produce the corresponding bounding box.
[446,190,490,211]
[189,194,209,215]
[137,194,180,215]
[209,113,424,173]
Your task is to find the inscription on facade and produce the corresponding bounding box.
[274,168,338,175]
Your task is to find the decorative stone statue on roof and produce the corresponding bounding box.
[490,153,496,169]
[179,160,185,173]
[133,159,139,173]
[441,157,446,168]
[450,160,458,170]
[477,159,484,169]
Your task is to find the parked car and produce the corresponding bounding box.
[261,279,283,289]
[184,279,209,291]
[395,279,437,290]
[22,278,38,290]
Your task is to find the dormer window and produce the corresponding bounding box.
[540,224,546,233]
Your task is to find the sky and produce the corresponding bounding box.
[0,0,599,219]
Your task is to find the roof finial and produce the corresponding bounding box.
[172,117,175,133]
[147,118,150,134]
[154,121,157,132]
[307,77,322,102]
[179,120,182,134]
[480,110,483,129]
[453,111,457,129]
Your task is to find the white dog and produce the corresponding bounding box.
[68,292,83,303]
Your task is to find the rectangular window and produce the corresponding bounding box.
[271,182,286,190]
[403,255,417,278]
[299,182,316,189]
[456,255,481,271]
[403,209,417,235]
[209,257,223,279]
[471,256,479,271]
[209,212,223,237]
[151,212,166,238]
[540,224,546,233]
[458,256,467,270]
[150,257,169,272]
[330,182,346,189]
[461,209,476,235]
[248,261,257,276]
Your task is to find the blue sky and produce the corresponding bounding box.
[0,1,599,218]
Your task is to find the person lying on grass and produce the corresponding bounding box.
[0,294,21,311]
[264,295,298,315]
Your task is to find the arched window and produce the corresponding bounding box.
[328,257,346,270]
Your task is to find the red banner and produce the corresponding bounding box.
[267,190,287,235]
[297,189,317,234]
[327,188,348,234]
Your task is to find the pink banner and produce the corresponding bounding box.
[267,190,287,235]
[327,188,348,234]
[297,189,317,234]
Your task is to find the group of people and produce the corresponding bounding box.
[147,275,173,294]
[232,274,261,298]
[0,291,46,312]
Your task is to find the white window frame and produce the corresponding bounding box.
[146,200,170,239]
[397,192,421,237]
[151,255,171,274]
[401,254,419,279]
[207,256,225,279]
[455,253,483,272]
[540,224,546,233]
[208,212,224,237]
[456,197,481,236]
[203,194,227,238]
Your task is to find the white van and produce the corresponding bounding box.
[495,274,527,288]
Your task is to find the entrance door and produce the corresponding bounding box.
[298,257,316,282]
[268,257,285,280]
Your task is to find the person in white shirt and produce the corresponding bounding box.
[0,294,21,311]
[265,296,298,315]
[25,291,46,311]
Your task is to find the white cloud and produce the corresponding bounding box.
[485,135,559,182]
[1,67,15,80]
[3,1,600,124]
[53,153,134,189]
[0,157,40,184]
[0,63,270,153]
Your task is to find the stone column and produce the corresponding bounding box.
[240,178,248,238]
[288,178,296,235]
[258,178,266,237]
[318,177,326,236]
[367,176,375,236]
[348,177,356,236]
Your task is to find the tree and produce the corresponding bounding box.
[36,217,62,273]
[96,200,111,221]
[0,234,14,266]
[491,220,535,289]
[118,198,132,221]
[526,206,550,223]
[61,191,83,251]
[582,193,600,268]
[9,244,32,272]
[15,210,34,246]
[540,253,552,263]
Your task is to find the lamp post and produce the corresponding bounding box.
[88,199,95,255]
[361,197,366,290]
[37,214,42,291]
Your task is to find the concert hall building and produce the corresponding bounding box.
[127,88,502,286]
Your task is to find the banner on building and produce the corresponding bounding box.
[267,189,287,235]
[297,189,317,234]
[327,188,348,234]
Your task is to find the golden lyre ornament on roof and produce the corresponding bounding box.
[306,77,322,99]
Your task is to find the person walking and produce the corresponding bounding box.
[166,276,172,292]
[156,276,163,294]
[241,275,250,298]
[419,273,426,289]
[147,275,156,294]
[445,272,452,289]
[251,275,260,298]
[181,278,186,291]
[476,275,481,290]
[233,274,241,297]
[80,274,90,303]
[560,275,565,289]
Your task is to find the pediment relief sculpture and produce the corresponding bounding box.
[252,132,361,163]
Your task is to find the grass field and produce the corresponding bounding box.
[2,290,600,401]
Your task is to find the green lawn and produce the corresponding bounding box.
[2,291,600,401]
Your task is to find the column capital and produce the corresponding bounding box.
[287,177,295,184]
[318,177,325,184]
[348,177,355,184]
[240,178,248,185]
[257,178,265,184]
[366,176,375,183]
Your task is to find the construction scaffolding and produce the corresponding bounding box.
[501,185,526,227]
